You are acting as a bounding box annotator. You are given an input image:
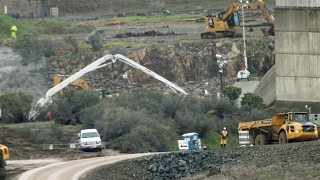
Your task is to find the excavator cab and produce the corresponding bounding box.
[94,89,119,99]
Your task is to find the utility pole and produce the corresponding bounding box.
[216,54,228,95]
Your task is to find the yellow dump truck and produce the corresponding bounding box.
[238,112,318,145]
[0,144,9,160]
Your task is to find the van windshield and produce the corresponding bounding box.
[82,132,99,138]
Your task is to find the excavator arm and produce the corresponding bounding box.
[54,75,90,96]
[220,0,274,25]
[29,54,187,120]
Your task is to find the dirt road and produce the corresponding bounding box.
[15,153,157,180]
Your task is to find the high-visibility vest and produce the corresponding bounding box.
[11,25,17,32]
[221,130,228,137]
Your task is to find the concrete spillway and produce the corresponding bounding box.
[255,7,320,112]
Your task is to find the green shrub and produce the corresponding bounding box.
[222,86,241,102]
[32,124,62,144]
[174,110,213,136]
[50,89,100,124]
[241,92,266,109]
[213,99,239,119]
[108,46,128,55]
[41,39,55,57]
[12,33,46,63]
[88,35,103,51]
[64,35,78,54]
[106,113,174,153]
[0,92,33,123]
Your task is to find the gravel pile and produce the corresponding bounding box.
[82,139,320,180]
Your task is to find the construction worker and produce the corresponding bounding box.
[10,23,17,39]
[220,127,228,148]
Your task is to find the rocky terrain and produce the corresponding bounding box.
[82,140,320,180]
[3,1,317,179]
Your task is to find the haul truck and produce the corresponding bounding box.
[0,144,9,160]
[238,112,318,145]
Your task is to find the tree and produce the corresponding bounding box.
[241,92,266,109]
[222,86,241,101]
[0,92,33,123]
[50,89,100,124]
[88,35,103,51]
[64,36,78,54]
[12,33,46,64]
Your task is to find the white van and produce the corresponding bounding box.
[236,70,251,81]
[78,129,102,151]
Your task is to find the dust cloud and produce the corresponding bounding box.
[0,46,49,105]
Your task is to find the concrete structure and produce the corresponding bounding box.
[256,1,320,111]
[0,0,42,18]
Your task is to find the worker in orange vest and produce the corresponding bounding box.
[220,127,228,148]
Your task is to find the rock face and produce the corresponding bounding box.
[46,37,275,98]
[0,37,275,103]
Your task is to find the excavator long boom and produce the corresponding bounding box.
[252,0,274,25]
[29,54,187,120]
[220,0,274,25]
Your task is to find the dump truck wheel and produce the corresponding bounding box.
[255,134,268,145]
[249,134,255,145]
[279,132,288,144]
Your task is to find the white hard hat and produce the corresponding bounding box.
[223,127,226,130]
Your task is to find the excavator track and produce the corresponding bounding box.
[200,31,236,39]
[200,32,216,39]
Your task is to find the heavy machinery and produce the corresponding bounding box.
[0,144,9,160]
[29,54,188,120]
[238,112,318,145]
[201,0,274,39]
[53,75,90,96]
[54,75,119,99]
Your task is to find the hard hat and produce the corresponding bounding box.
[223,127,226,130]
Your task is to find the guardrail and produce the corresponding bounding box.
[276,0,320,8]
[43,142,107,150]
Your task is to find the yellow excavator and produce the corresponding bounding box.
[0,144,9,160]
[53,75,119,98]
[201,0,274,39]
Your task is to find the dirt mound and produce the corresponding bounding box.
[113,30,184,38]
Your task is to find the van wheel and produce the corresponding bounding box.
[255,134,268,145]
[279,132,288,144]
[249,134,255,145]
[237,78,240,82]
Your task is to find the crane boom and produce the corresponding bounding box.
[115,54,187,96]
[29,54,187,120]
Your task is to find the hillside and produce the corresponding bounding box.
[3,0,316,180]
[45,0,277,15]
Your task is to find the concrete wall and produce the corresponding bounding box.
[255,66,276,106]
[0,0,41,18]
[257,8,320,111]
[275,8,320,110]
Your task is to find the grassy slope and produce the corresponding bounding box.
[49,0,276,15]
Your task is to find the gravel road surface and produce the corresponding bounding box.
[16,153,158,180]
